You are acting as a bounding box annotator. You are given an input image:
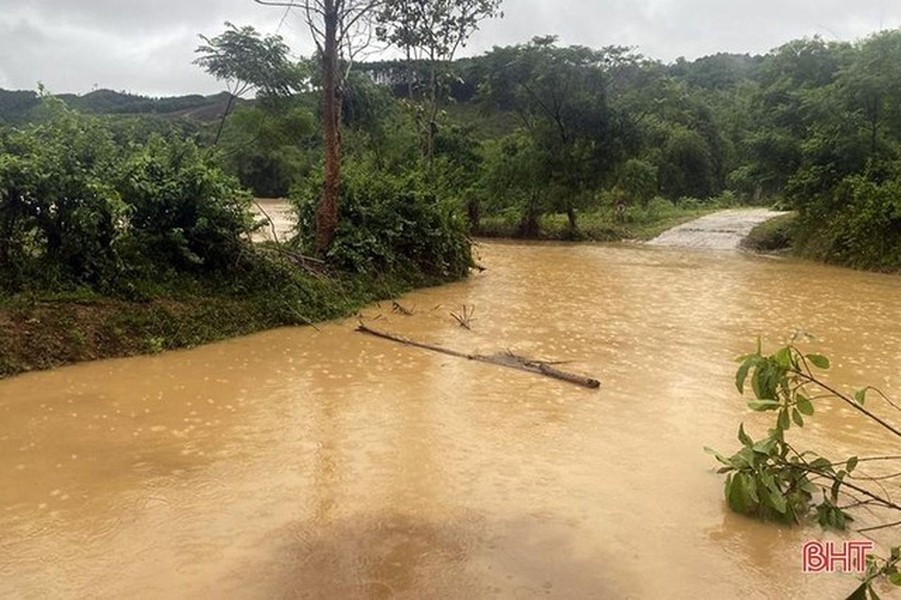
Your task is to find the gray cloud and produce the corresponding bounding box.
[471,0,901,60]
[0,0,899,96]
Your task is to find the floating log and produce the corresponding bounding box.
[356,323,600,390]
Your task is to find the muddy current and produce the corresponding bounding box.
[1,240,899,599]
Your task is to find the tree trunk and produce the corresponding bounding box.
[427,57,438,167]
[467,198,481,231]
[213,93,236,146]
[315,0,341,256]
[566,206,578,232]
[519,197,541,238]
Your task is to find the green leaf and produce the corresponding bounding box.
[726,475,748,513]
[748,399,781,411]
[810,457,833,471]
[796,395,814,416]
[751,367,763,398]
[778,408,790,431]
[752,437,778,456]
[792,408,804,427]
[735,359,753,394]
[730,447,754,469]
[889,573,901,586]
[806,354,830,369]
[768,487,788,514]
[738,424,753,447]
[846,456,859,473]
[774,346,792,367]
[704,447,734,468]
[845,583,867,600]
[854,388,869,405]
[800,477,817,494]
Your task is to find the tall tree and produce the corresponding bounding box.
[839,30,901,156]
[194,22,299,145]
[480,38,633,230]
[254,0,381,255]
[376,0,502,163]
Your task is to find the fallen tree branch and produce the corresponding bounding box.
[356,323,600,389]
[392,301,414,316]
[450,305,475,330]
[252,199,281,244]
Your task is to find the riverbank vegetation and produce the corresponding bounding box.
[708,342,901,598]
[5,29,900,269]
[741,213,798,253]
[0,95,465,378]
[3,10,901,376]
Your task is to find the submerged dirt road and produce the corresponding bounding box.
[647,208,789,250]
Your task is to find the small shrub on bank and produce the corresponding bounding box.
[293,162,472,280]
[118,134,253,272]
[742,213,797,253]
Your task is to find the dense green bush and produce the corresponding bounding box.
[794,170,901,271]
[293,161,471,279]
[218,104,316,197]
[617,158,659,207]
[118,134,252,271]
[0,98,254,292]
[0,98,125,289]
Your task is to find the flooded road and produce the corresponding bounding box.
[648,208,789,250]
[1,242,899,599]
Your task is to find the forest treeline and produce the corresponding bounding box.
[360,31,901,270]
[2,28,901,288]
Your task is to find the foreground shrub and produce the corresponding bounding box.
[0,98,124,289]
[708,341,901,598]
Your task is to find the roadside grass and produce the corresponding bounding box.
[741,212,798,253]
[476,202,719,241]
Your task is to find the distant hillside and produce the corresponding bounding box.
[0,49,764,126]
[0,88,234,124]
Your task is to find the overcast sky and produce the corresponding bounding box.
[1,0,899,97]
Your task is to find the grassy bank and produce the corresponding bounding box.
[742,212,901,274]
[476,204,717,241]
[740,212,798,253]
[0,248,456,379]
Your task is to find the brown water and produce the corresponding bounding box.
[1,242,899,599]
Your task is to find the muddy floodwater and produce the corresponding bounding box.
[1,242,899,599]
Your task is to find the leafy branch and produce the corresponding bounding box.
[706,341,901,599]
